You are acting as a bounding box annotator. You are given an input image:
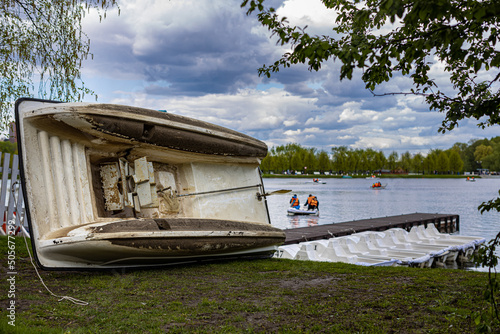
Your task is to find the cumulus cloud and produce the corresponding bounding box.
[283,120,299,127]
[338,106,378,124]
[276,0,339,35]
[353,137,399,150]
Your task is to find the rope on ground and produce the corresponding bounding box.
[11,181,89,306]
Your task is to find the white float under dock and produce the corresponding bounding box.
[277,224,485,268]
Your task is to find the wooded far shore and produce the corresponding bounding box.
[261,173,490,178]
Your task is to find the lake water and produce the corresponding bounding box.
[263,177,500,243]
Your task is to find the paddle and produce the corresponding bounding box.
[175,185,291,201]
[256,189,292,200]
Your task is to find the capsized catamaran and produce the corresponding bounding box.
[15,98,285,269]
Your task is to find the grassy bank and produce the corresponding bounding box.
[0,236,491,333]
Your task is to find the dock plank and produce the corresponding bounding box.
[284,213,459,245]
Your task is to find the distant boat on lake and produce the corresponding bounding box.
[306,178,326,184]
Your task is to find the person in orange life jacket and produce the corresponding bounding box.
[306,194,314,208]
[308,196,319,211]
[289,194,300,209]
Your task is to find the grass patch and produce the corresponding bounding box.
[0,236,491,333]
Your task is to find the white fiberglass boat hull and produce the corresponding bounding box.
[15,98,285,269]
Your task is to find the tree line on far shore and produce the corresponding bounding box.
[260,136,500,175]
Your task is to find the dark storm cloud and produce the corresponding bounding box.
[135,12,271,95]
[85,0,279,96]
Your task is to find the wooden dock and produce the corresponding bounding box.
[284,213,459,245]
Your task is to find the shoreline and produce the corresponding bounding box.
[261,173,489,179]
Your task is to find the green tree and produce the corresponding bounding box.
[274,143,304,170]
[260,153,272,173]
[400,151,412,173]
[481,139,500,172]
[482,150,500,172]
[363,148,378,172]
[411,153,424,174]
[266,147,280,172]
[458,140,478,172]
[1,0,118,130]
[290,152,303,172]
[317,150,331,171]
[358,150,369,173]
[374,151,387,171]
[331,146,348,173]
[475,144,494,165]
[275,154,287,172]
[346,149,359,173]
[302,148,317,173]
[451,142,472,172]
[423,154,436,174]
[436,151,450,174]
[448,150,464,174]
[387,151,398,171]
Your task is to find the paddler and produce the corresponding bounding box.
[305,194,314,209]
[289,194,300,209]
[308,196,319,211]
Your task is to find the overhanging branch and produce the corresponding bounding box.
[369,90,430,97]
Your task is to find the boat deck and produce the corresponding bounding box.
[284,213,459,245]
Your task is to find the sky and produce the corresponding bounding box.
[78,0,499,156]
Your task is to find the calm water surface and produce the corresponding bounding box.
[263,177,500,243]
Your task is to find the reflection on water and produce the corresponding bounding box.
[264,177,500,271]
[288,215,319,228]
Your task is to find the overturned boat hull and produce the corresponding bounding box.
[38,219,284,267]
[15,98,285,269]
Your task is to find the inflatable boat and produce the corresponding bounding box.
[287,207,319,216]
